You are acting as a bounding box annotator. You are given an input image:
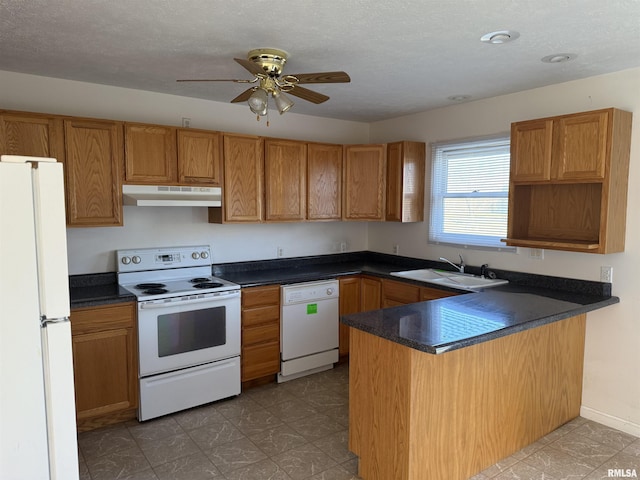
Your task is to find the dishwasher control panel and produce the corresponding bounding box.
[281,279,339,305]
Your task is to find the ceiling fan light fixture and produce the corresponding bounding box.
[248,88,268,115]
[273,90,294,114]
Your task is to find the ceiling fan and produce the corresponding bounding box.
[177,48,351,117]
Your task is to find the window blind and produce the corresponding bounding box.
[429,135,511,249]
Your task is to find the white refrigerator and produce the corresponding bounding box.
[0,155,79,479]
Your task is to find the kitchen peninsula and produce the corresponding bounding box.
[341,285,618,480]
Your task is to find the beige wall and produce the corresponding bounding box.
[369,67,640,436]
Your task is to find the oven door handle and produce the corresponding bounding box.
[139,291,240,309]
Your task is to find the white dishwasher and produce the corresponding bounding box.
[279,279,340,382]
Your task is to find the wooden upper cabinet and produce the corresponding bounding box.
[554,111,608,180]
[343,144,386,220]
[506,108,632,254]
[510,119,554,182]
[124,123,177,184]
[307,142,342,221]
[216,133,264,223]
[177,128,222,185]
[264,139,307,222]
[63,119,124,227]
[0,111,64,159]
[511,110,610,183]
[386,141,425,222]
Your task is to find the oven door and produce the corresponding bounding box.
[137,290,241,377]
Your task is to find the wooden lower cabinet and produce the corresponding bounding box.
[71,302,138,432]
[241,284,281,383]
[360,276,382,311]
[338,277,361,357]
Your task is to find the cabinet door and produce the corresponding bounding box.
[554,111,608,180]
[71,303,138,431]
[386,141,425,222]
[0,112,64,159]
[510,119,554,182]
[339,276,361,357]
[308,143,342,220]
[177,128,222,185]
[265,139,307,221]
[343,144,386,220]
[124,123,177,183]
[360,276,382,311]
[63,119,124,227]
[222,134,264,222]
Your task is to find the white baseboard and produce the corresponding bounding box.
[580,406,640,438]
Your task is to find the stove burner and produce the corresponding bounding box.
[135,283,166,289]
[189,277,211,283]
[193,282,223,289]
[142,288,169,295]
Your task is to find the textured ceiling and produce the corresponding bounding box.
[1,0,639,122]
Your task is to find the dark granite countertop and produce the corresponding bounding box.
[69,252,617,354]
[341,283,617,354]
[69,272,135,309]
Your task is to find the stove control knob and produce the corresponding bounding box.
[326,287,334,296]
[200,251,209,259]
[132,256,141,264]
[121,256,131,265]
[192,252,200,260]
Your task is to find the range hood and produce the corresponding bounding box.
[122,185,222,207]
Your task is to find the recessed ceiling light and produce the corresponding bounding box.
[480,30,520,44]
[541,53,577,63]
[447,95,471,102]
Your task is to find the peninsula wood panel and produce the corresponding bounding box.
[71,303,138,432]
[307,142,342,220]
[343,144,386,220]
[349,314,586,480]
[63,119,123,227]
[177,128,222,185]
[217,133,264,223]
[124,123,177,184]
[264,139,307,221]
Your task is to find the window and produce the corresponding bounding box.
[429,134,511,250]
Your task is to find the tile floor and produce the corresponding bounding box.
[78,363,639,480]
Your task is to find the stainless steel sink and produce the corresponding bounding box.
[390,268,508,291]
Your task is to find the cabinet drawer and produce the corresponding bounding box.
[241,341,280,381]
[383,279,420,304]
[243,322,279,346]
[420,287,460,301]
[242,305,280,328]
[71,303,136,334]
[242,285,280,308]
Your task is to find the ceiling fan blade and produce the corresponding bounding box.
[177,79,252,83]
[287,86,330,104]
[234,57,264,76]
[230,88,255,103]
[287,71,351,84]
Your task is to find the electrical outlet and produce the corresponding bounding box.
[277,246,284,258]
[600,266,613,283]
[340,242,347,252]
[529,248,544,260]
[393,244,400,255]
[182,117,191,128]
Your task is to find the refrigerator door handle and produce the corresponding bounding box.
[40,316,71,328]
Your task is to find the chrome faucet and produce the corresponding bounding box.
[439,255,465,273]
